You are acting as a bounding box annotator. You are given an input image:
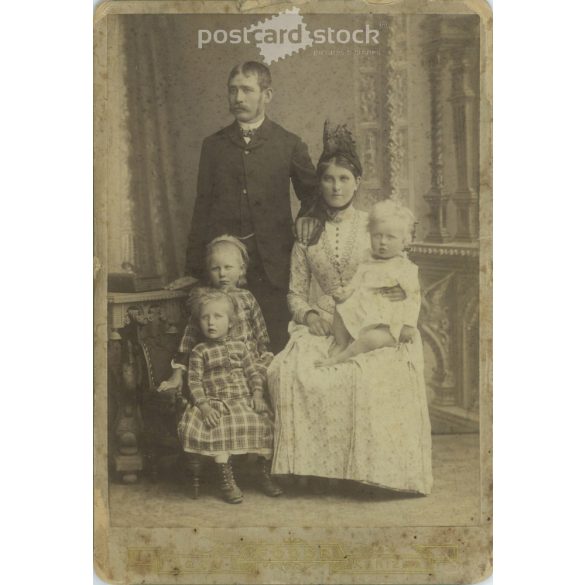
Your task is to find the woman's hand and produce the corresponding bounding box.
[199,402,221,428]
[252,392,270,414]
[157,369,184,393]
[306,312,332,336]
[378,285,406,302]
[399,325,417,344]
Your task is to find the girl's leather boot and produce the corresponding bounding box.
[217,459,243,504]
[257,458,283,497]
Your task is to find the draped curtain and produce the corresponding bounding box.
[120,15,193,282]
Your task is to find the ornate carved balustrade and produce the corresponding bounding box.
[410,242,479,433]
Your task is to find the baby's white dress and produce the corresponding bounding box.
[336,254,420,342]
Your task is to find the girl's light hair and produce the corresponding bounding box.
[191,288,239,324]
[367,199,417,244]
[205,234,249,286]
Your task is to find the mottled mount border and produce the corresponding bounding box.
[94,1,492,583]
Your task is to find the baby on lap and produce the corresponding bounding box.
[316,200,420,367]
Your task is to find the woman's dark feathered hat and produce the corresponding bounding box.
[317,119,363,178]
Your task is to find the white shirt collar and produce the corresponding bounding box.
[238,116,265,132]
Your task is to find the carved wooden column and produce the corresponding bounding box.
[422,17,451,243]
[354,15,383,208]
[447,19,480,241]
[108,328,143,484]
[385,15,410,204]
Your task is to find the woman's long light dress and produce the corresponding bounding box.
[267,206,433,494]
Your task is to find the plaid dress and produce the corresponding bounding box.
[176,289,274,380]
[177,338,274,456]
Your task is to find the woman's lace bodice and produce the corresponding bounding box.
[288,207,370,323]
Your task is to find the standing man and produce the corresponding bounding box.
[184,61,319,351]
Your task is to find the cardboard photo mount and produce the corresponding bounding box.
[94,0,492,583]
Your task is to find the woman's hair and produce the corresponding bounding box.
[227,61,272,90]
[205,234,249,286]
[367,200,417,244]
[317,120,363,180]
[190,288,239,324]
[316,155,362,181]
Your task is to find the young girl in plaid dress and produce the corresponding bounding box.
[177,289,282,503]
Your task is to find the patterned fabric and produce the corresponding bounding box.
[288,206,371,324]
[187,339,263,405]
[176,288,274,380]
[178,339,274,456]
[337,254,421,342]
[269,205,433,494]
[240,128,257,139]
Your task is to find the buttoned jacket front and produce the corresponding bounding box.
[185,117,318,288]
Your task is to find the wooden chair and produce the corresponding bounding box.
[138,335,186,480]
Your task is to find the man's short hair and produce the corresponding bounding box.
[228,61,272,90]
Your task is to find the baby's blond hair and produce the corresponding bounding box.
[367,199,416,244]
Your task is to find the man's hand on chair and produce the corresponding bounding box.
[165,275,199,291]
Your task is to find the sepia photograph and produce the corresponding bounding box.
[94,1,492,582]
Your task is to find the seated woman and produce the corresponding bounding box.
[267,121,433,494]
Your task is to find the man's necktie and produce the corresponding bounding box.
[240,128,256,139]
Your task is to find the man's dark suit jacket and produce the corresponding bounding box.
[185,117,319,289]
